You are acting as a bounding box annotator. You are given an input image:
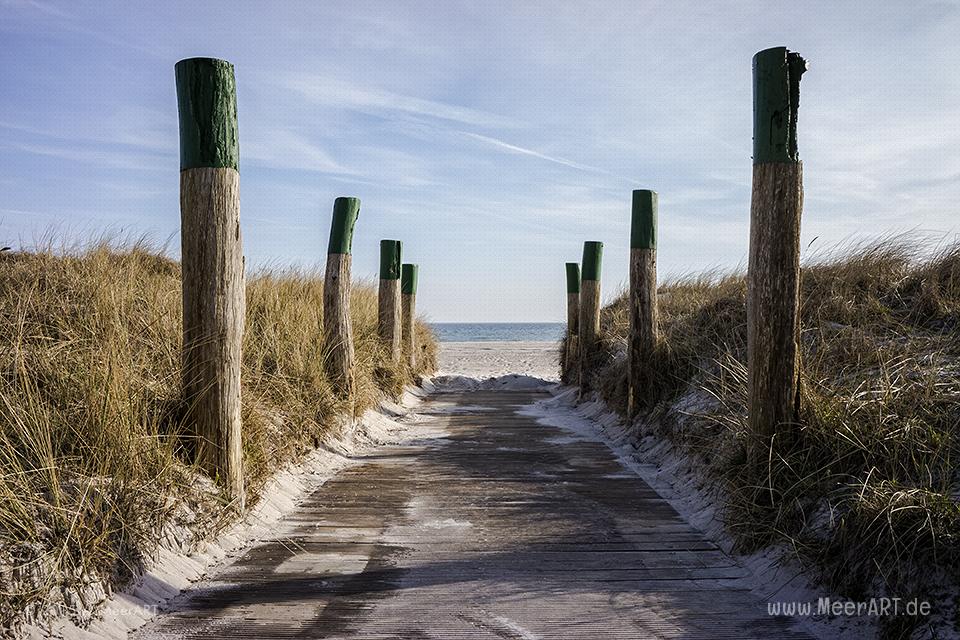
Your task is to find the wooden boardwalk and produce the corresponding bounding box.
[135,390,815,639]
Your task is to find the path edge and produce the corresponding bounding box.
[527,385,877,640]
[22,380,436,640]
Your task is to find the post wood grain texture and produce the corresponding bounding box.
[627,190,659,418]
[578,241,603,396]
[401,264,419,370]
[562,262,580,384]
[324,197,360,400]
[378,240,403,365]
[747,47,807,465]
[176,57,245,508]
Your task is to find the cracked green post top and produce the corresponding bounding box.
[753,47,807,164]
[631,190,657,249]
[581,241,603,281]
[379,240,402,279]
[175,57,239,171]
[565,263,581,294]
[401,264,418,295]
[327,197,360,254]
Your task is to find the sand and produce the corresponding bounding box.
[436,341,559,381]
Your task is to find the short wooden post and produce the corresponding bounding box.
[747,47,807,465]
[323,197,360,399]
[378,240,402,364]
[176,57,245,508]
[401,264,419,370]
[562,263,580,384]
[578,241,603,395]
[627,190,658,418]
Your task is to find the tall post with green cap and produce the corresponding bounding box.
[378,240,403,365]
[401,264,419,370]
[578,241,603,396]
[627,190,659,418]
[176,57,245,509]
[562,263,581,384]
[748,47,807,466]
[323,197,360,401]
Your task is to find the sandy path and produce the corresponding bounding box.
[134,389,814,639]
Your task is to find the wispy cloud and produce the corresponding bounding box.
[244,129,351,175]
[8,142,170,171]
[275,72,517,130]
[458,131,614,175]
[1,0,71,18]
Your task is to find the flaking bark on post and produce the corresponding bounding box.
[378,240,402,364]
[562,263,580,384]
[578,241,603,395]
[747,47,807,465]
[627,190,658,418]
[401,264,419,370]
[323,197,360,400]
[175,57,245,508]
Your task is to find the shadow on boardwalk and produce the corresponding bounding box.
[135,390,816,639]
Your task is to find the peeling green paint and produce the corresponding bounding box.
[380,239,402,280]
[752,47,807,164]
[631,190,658,249]
[401,263,418,295]
[327,197,360,255]
[175,58,239,171]
[566,263,581,294]
[581,241,603,281]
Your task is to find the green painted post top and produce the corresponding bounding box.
[327,197,360,254]
[565,263,581,294]
[379,239,402,279]
[753,47,807,164]
[631,190,658,249]
[581,241,603,281]
[175,57,239,171]
[401,263,418,295]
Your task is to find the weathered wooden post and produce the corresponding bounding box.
[578,241,603,395]
[378,240,403,364]
[747,46,807,465]
[562,262,580,384]
[627,189,658,418]
[175,57,245,508]
[323,197,360,399]
[401,263,419,370]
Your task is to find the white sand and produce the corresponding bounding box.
[436,341,559,381]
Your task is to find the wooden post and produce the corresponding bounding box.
[747,47,807,465]
[323,197,360,399]
[578,241,603,395]
[176,57,245,508]
[401,263,419,370]
[562,263,580,384]
[378,240,402,364]
[627,190,658,418]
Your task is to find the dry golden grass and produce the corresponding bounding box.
[581,237,960,638]
[0,241,436,628]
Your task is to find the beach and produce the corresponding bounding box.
[436,340,560,381]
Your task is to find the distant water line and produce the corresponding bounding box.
[429,322,565,343]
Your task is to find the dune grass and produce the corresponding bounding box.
[0,241,436,629]
[578,237,960,637]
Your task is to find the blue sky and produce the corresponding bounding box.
[2,1,959,321]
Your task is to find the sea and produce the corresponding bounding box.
[429,322,565,343]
